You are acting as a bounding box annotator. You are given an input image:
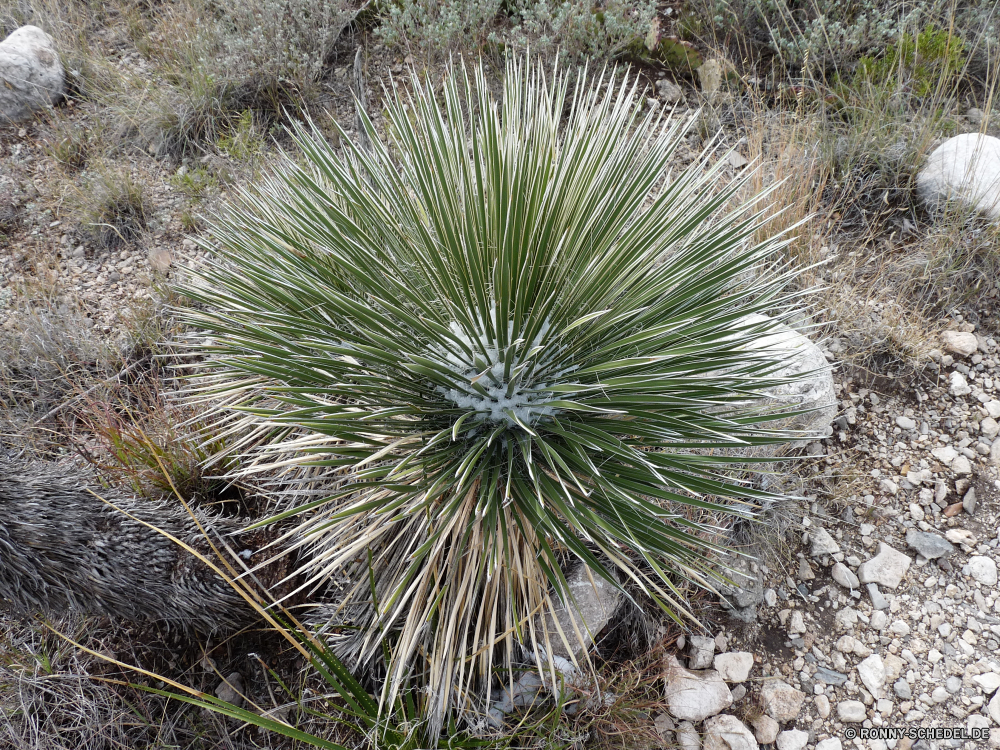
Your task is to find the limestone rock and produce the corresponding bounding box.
[714,652,754,683]
[688,635,716,669]
[703,714,758,750]
[810,527,841,557]
[664,655,733,722]
[760,679,806,722]
[816,740,842,750]
[857,653,885,699]
[917,134,1000,221]
[831,562,860,589]
[776,729,809,750]
[215,672,245,709]
[738,314,836,443]
[857,543,911,589]
[0,26,64,123]
[837,700,866,722]
[677,720,701,750]
[751,714,779,744]
[941,330,979,356]
[538,563,620,662]
[969,556,998,586]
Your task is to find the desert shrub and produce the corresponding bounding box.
[178,58,811,739]
[376,0,504,57]
[685,0,989,73]
[503,0,656,62]
[852,24,965,97]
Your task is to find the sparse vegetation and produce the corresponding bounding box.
[2,0,1000,746]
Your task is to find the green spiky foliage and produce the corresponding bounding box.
[177,58,812,736]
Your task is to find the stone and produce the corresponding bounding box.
[215,672,245,709]
[654,711,676,740]
[942,331,980,357]
[953,455,973,474]
[894,679,912,699]
[688,635,716,669]
[0,26,64,123]
[988,692,1000,725]
[932,445,959,464]
[831,562,860,589]
[797,558,814,581]
[810,527,841,557]
[946,528,977,545]
[815,694,831,718]
[714,652,754,683]
[857,543,911,589]
[816,740,842,750]
[870,611,888,631]
[760,679,806,722]
[788,610,806,634]
[905,529,955,560]
[538,563,620,661]
[869,584,889,609]
[751,714,779,744]
[972,673,1000,693]
[738,314,837,443]
[148,247,172,273]
[964,486,979,514]
[814,666,848,686]
[969,556,998,586]
[857,653,886,699]
[656,78,685,104]
[837,699,867,722]
[896,415,917,430]
[776,730,809,750]
[489,670,545,721]
[664,655,733,722]
[703,714,758,750]
[951,371,973,397]
[677,721,701,750]
[917,134,1000,221]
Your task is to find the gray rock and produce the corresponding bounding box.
[810,527,841,557]
[857,543,911,589]
[0,26,64,123]
[837,699,866,722]
[816,740,842,750]
[906,529,955,560]
[538,563,620,662]
[731,684,747,701]
[688,635,716,669]
[656,78,685,104]
[896,415,917,430]
[946,676,963,694]
[917,134,1000,221]
[664,655,733,722]
[703,714,758,750]
[831,562,860,589]
[488,670,545,722]
[988,692,1000,725]
[776,730,809,750]
[814,666,848,686]
[951,371,972,397]
[894,679,912,699]
[760,679,805,722]
[215,672,245,709]
[867,583,889,610]
[714,652,754,683]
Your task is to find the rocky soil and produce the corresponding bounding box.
[658,327,1000,750]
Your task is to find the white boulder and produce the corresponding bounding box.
[738,314,836,444]
[918,134,1000,220]
[0,26,64,123]
[703,714,758,750]
[664,655,733,722]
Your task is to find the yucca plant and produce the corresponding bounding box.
[177,57,813,736]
